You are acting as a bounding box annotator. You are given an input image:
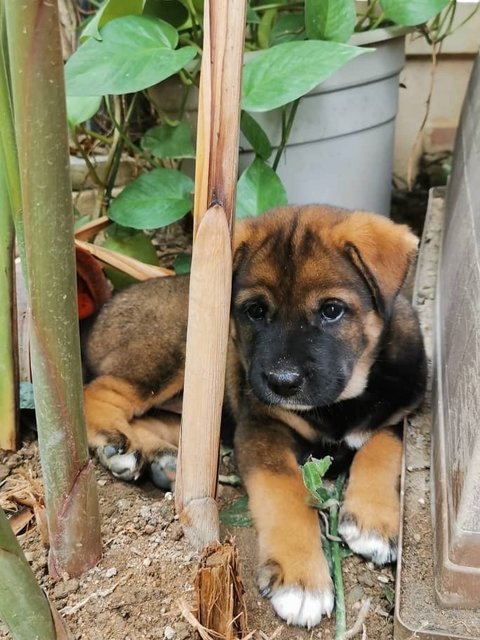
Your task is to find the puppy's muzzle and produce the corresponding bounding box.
[264,366,303,397]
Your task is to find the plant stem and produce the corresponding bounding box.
[0,154,18,451]
[272,98,300,171]
[0,1,18,451]
[0,508,59,639]
[5,0,101,578]
[330,473,347,640]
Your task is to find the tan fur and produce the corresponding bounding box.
[246,465,331,592]
[341,430,402,540]
[84,374,182,454]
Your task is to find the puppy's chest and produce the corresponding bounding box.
[299,402,371,444]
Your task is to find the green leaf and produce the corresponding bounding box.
[19,382,35,410]
[236,159,287,218]
[141,122,195,159]
[219,495,253,528]
[379,0,450,26]
[242,40,369,112]
[301,456,333,503]
[102,225,159,289]
[66,95,102,127]
[305,0,356,43]
[240,111,272,160]
[66,15,197,97]
[109,168,193,229]
[144,0,189,28]
[174,252,192,274]
[270,12,306,45]
[81,0,145,41]
[383,584,395,606]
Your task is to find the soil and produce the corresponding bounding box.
[0,439,398,640]
[0,191,432,640]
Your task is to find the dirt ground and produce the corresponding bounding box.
[0,191,432,640]
[0,436,399,640]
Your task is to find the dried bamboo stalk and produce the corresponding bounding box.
[75,238,173,279]
[175,0,247,546]
[194,540,248,640]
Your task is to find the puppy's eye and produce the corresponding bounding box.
[320,300,346,323]
[244,301,267,322]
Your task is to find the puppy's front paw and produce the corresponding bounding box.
[338,512,397,565]
[258,559,333,628]
[148,450,177,490]
[96,435,144,482]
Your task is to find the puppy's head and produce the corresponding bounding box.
[231,205,418,410]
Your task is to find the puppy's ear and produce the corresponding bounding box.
[328,212,419,315]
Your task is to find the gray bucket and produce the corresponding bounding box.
[239,29,406,215]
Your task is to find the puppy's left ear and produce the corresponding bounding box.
[329,212,419,315]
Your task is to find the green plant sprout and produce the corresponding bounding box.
[302,456,349,639]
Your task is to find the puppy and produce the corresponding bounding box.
[83,205,427,628]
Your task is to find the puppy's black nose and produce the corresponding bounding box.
[265,367,303,397]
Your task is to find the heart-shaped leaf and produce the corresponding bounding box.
[141,122,195,159]
[242,40,369,112]
[379,0,450,26]
[66,95,102,127]
[109,168,193,229]
[66,15,197,96]
[236,158,287,218]
[305,0,356,43]
[81,0,145,41]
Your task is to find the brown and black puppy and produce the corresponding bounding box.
[83,204,426,628]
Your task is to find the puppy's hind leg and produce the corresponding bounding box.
[84,374,182,483]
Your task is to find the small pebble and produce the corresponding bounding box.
[170,523,184,541]
[358,572,374,587]
[143,558,152,567]
[413,533,421,542]
[174,622,190,640]
[377,574,390,584]
[104,567,117,578]
[53,578,79,599]
[418,498,425,505]
[116,499,130,512]
[97,479,107,487]
[140,506,151,520]
[346,584,365,604]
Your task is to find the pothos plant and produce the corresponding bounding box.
[65,0,467,278]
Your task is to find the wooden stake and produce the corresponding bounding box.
[175,0,247,546]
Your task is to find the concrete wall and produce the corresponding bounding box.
[393,2,480,181]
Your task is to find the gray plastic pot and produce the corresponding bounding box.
[239,28,407,216]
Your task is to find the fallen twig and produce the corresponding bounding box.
[60,572,132,616]
[341,598,371,640]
